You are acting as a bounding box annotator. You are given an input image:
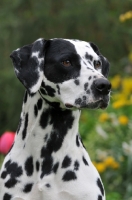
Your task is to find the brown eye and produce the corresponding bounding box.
[62,60,72,67]
[94,60,101,69]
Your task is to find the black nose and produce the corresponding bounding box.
[94,78,111,95]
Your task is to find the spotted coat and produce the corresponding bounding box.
[0,38,111,200]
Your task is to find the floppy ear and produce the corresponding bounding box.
[90,42,110,78]
[10,38,47,94]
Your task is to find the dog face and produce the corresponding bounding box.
[10,38,111,110]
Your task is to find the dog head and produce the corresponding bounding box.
[10,38,111,110]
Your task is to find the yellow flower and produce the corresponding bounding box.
[111,162,120,169]
[104,156,120,169]
[111,75,121,90]
[119,11,132,22]
[99,113,109,122]
[104,156,115,167]
[118,115,129,125]
[112,99,128,109]
[93,162,106,173]
[122,78,132,95]
[119,14,125,22]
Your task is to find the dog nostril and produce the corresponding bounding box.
[94,78,111,95]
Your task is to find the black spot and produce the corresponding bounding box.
[62,155,72,168]
[74,79,80,85]
[39,109,50,129]
[86,90,90,94]
[5,178,18,188]
[37,98,43,110]
[40,109,74,156]
[23,91,28,103]
[87,63,92,68]
[3,193,12,200]
[23,183,33,193]
[44,133,48,142]
[40,156,53,178]
[83,61,87,65]
[45,183,51,188]
[74,160,80,171]
[22,113,28,140]
[25,156,34,176]
[85,52,93,61]
[57,85,60,95]
[84,83,89,91]
[88,76,92,80]
[34,105,38,117]
[40,88,47,95]
[17,117,22,134]
[41,146,49,158]
[44,99,61,109]
[76,135,80,147]
[98,195,103,200]
[44,39,81,83]
[36,161,40,172]
[62,170,77,181]
[41,81,45,88]
[94,76,97,79]
[3,160,22,188]
[53,162,59,174]
[45,85,56,97]
[40,81,56,97]
[97,178,104,196]
[75,98,82,105]
[29,92,36,97]
[82,156,89,166]
[5,160,11,168]
[46,109,74,153]
[1,171,7,179]
[82,96,86,101]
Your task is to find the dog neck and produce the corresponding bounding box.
[13,91,81,159]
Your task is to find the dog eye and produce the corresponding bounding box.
[94,60,101,69]
[62,60,72,67]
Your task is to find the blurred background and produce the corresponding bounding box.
[0,0,132,199]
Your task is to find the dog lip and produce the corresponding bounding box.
[80,99,108,109]
[65,103,74,108]
[99,100,108,109]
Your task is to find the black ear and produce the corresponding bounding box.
[90,42,110,78]
[100,55,110,78]
[10,38,47,94]
[89,42,101,55]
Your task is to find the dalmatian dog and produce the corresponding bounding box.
[0,38,111,200]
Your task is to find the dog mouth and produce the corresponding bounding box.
[65,98,109,110]
[84,99,108,109]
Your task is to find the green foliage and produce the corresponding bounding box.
[0,69,24,133]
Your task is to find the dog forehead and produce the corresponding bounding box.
[64,39,98,59]
[49,38,98,59]
[48,38,77,54]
